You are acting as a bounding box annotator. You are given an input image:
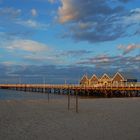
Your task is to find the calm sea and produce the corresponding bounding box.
[0,89,66,100]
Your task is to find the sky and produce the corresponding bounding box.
[0,0,140,83]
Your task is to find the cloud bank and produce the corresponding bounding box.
[58,0,140,43]
[6,39,49,53]
[118,44,140,55]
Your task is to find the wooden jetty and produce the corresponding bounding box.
[0,83,140,97]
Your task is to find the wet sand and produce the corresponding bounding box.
[0,97,140,140]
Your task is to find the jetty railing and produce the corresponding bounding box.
[0,82,140,90]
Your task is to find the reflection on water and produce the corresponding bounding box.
[0,89,66,100]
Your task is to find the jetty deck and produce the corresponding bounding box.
[0,83,140,97]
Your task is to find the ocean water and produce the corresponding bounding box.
[0,89,66,100]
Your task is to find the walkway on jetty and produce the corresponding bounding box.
[0,83,140,97]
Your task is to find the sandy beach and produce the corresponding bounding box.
[0,97,140,140]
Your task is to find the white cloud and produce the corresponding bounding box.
[130,8,140,14]
[0,34,62,65]
[118,44,140,55]
[0,7,21,18]
[135,55,140,61]
[7,39,49,53]
[78,22,97,30]
[1,61,16,66]
[31,9,38,17]
[58,0,78,23]
[24,55,56,62]
[16,19,49,30]
[48,0,57,4]
[123,8,140,25]
[0,7,22,20]
[77,53,140,73]
[90,54,111,63]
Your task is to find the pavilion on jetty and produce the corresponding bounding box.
[80,72,137,87]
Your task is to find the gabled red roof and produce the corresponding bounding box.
[100,73,111,80]
[80,75,89,83]
[90,74,98,81]
[112,72,125,81]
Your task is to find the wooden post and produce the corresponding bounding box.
[68,87,70,110]
[76,90,78,113]
[48,89,50,102]
[25,84,26,91]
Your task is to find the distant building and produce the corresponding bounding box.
[111,72,125,86]
[98,73,112,86]
[90,74,99,85]
[79,72,137,86]
[79,75,89,86]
